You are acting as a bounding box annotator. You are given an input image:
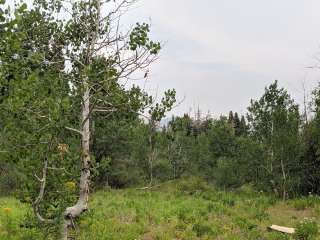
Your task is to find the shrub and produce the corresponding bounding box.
[236,184,258,197]
[214,157,241,188]
[0,166,25,195]
[177,177,210,194]
[294,218,318,240]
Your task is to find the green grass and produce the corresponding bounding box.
[1,179,320,239]
[0,197,43,240]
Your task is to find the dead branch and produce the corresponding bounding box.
[32,138,55,224]
[65,126,83,136]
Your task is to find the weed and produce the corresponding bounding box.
[294,218,318,240]
[1,180,320,240]
[192,222,213,237]
[293,199,309,210]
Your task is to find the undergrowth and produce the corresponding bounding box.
[0,178,320,240]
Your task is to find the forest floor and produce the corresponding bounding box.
[1,178,320,240]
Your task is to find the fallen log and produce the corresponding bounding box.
[268,225,295,234]
[136,184,162,190]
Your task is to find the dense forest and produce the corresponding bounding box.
[2,0,320,239]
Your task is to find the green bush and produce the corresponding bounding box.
[214,157,241,188]
[236,184,258,197]
[0,166,25,196]
[176,177,210,194]
[294,218,318,240]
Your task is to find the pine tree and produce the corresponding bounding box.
[239,115,248,136]
[228,110,234,125]
[234,112,241,136]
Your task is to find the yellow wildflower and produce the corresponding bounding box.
[80,220,87,225]
[65,181,76,192]
[3,207,12,215]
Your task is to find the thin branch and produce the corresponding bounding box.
[47,167,73,176]
[32,138,55,224]
[65,126,83,136]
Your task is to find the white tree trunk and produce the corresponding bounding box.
[62,0,101,238]
[62,84,91,239]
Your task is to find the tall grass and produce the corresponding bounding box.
[0,178,320,239]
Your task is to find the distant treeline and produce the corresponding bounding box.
[89,80,320,200]
[2,78,320,199]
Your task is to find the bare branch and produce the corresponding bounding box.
[32,138,55,224]
[92,108,117,113]
[65,126,83,136]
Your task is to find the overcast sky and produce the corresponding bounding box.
[122,0,320,117]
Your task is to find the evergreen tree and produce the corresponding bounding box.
[239,115,249,136]
[228,110,234,125]
[234,112,241,136]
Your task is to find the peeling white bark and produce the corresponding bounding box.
[62,0,101,238]
[62,84,91,239]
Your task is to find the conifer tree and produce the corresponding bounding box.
[234,112,241,136]
[239,115,248,136]
[228,110,234,125]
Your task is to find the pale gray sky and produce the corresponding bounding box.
[20,0,320,116]
[124,0,320,117]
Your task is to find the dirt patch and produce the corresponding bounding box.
[267,202,315,227]
[142,232,154,240]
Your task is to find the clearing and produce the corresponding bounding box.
[1,179,320,240]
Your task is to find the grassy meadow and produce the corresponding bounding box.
[1,178,320,240]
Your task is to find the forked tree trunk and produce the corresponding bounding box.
[62,84,91,239]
